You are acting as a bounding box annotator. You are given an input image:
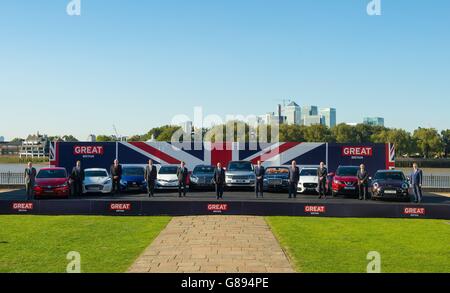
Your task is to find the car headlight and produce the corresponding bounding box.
[402,183,409,189]
[104,178,112,184]
[190,176,199,183]
[334,179,342,184]
[373,182,379,189]
[120,180,127,185]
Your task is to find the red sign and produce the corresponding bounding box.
[403,207,425,216]
[109,203,132,211]
[342,146,373,157]
[207,204,228,212]
[12,202,34,211]
[304,205,326,214]
[74,146,104,156]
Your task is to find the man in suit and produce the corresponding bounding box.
[410,163,423,203]
[213,162,226,199]
[177,161,188,197]
[357,164,369,200]
[288,161,300,199]
[254,160,265,198]
[317,162,328,199]
[70,160,85,196]
[144,160,157,197]
[110,159,122,195]
[24,162,37,200]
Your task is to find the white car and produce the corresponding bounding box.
[155,165,181,190]
[297,167,319,194]
[82,168,113,194]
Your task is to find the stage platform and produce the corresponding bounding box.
[1,190,449,219]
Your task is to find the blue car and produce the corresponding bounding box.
[120,165,147,193]
[263,166,290,192]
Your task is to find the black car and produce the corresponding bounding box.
[263,166,290,192]
[189,165,215,190]
[371,170,410,201]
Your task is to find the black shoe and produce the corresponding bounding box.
[289,196,292,199]
[318,196,322,199]
[359,198,363,200]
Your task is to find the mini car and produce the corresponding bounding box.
[371,170,410,201]
[190,165,215,190]
[120,165,147,193]
[331,165,360,197]
[297,167,319,194]
[82,168,113,194]
[155,165,181,190]
[33,167,70,199]
[263,166,289,192]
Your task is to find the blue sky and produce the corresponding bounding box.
[1,0,449,140]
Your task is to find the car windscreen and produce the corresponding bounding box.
[227,162,253,171]
[193,166,214,174]
[159,166,178,174]
[85,170,108,178]
[336,167,359,176]
[374,172,405,181]
[37,169,67,179]
[300,169,317,176]
[122,167,144,176]
[266,167,289,174]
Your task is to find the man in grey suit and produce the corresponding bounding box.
[410,163,423,203]
[144,160,157,197]
[176,161,189,197]
[317,162,328,199]
[357,164,369,200]
[24,162,37,200]
[288,161,300,199]
[254,160,265,198]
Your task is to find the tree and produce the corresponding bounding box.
[332,124,357,143]
[279,124,306,142]
[412,128,444,158]
[441,129,450,158]
[303,124,333,142]
[371,129,413,156]
[96,135,117,142]
[62,135,79,142]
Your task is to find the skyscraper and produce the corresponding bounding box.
[319,108,337,128]
[363,117,385,127]
[284,102,301,125]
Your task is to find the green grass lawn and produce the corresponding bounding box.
[266,217,450,273]
[0,215,171,273]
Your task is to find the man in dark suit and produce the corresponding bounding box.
[110,159,122,195]
[288,161,300,199]
[144,160,157,197]
[24,162,37,200]
[317,162,328,199]
[213,162,225,199]
[70,160,85,196]
[254,160,265,198]
[410,163,423,203]
[177,161,188,197]
[357,164,369,200]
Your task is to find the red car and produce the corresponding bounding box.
[33,167,70,199]
[331,166,360,197]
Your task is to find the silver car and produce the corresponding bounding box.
[225,161,256,188]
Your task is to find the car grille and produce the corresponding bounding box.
[86,185,104,191]
[304,183,318,188]
[230,175,251,180]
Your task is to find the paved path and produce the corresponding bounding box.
[128,216,295,273]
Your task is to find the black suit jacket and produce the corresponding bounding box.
[254,166,265,181]
[213,168,226,185]
[110,165,122,180]
[144,165,157,181]
[288,166,300,183]
[70,167,85,182]
[177,167,189,183]
[357,170,369,185]
[317,167,328,183]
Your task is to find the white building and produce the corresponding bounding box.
[319,108,337,128]
[87,134,96,142]
[0,136,4,142]
[303,116,322,126]
[284,102,302,125]
[20,132,48,158]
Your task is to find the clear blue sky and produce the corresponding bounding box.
[1,0,449,140]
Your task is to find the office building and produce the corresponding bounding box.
[303,116,323,126]
[319,108,337,128]
[284,102,302,125]
[363,117,385,127]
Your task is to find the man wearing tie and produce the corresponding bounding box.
[144,160,157,197]
[213,162,225,199]
[70,160,85,196]
[357,164,369,200]
[288,161,300,199]
[24,162,37,200]
[110,159,122,195]
[410,163,423,203]
[317,162,328,199]
[254,160,265,198]
[177,161,188,197]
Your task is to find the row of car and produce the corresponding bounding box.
[32,161,412,201]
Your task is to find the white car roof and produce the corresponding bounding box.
[84,168,108,172]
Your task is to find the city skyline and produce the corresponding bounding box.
[1,1,449,140]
